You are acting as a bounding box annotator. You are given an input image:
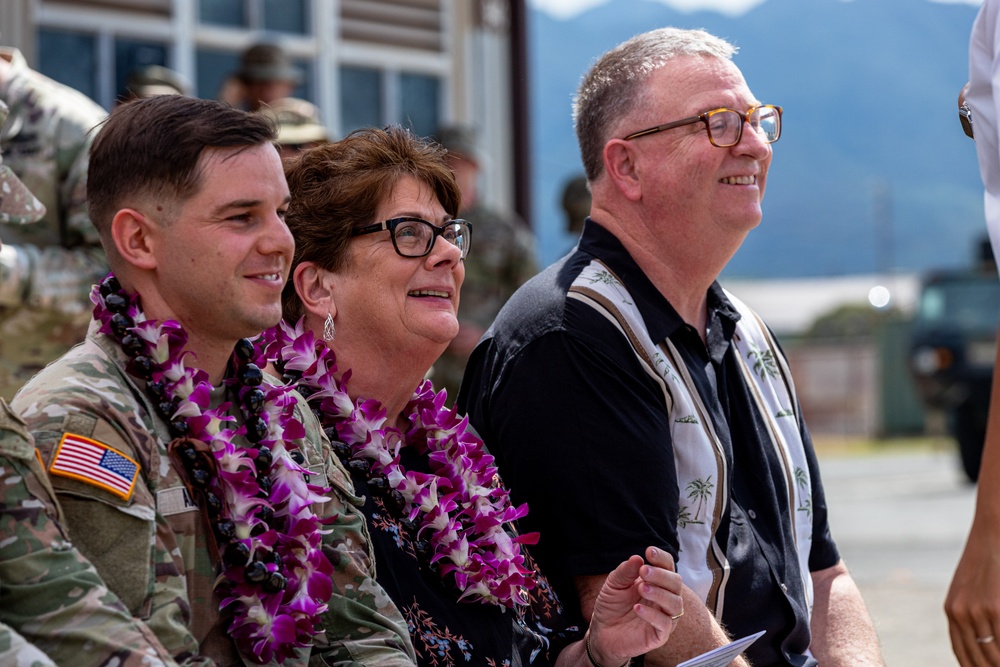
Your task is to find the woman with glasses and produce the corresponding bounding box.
[256,126,683,666]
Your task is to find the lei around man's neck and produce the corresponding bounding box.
[91,274,334,664]
[257,317,540,609]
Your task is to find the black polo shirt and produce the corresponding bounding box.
[458,219,840,667]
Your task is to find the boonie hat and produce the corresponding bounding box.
[125,65,191,98]
[0,101,45,225]
[260,97,329,146]
[237,43,302,85]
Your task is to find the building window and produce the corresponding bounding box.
[400,72,439,138]
[38,29,98,102]
[199,0,307,34]
[339,66,440,138]
[340,65,383,133]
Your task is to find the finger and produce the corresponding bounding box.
[953,618,995,667]
[632,601,674,636]
[645,545,675,571]
[639,563,683,595]
[948,619,977,667]
[605,554,646,592]
[637,579,684,617]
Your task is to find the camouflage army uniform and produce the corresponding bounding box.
[0,399,184,666]
[432,203,537,398]
[0,47,109,400]
[0,622,56,667]
[12,322,416,667]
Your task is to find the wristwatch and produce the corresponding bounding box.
[960,100,974,139]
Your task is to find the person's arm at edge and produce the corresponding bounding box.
[946,1,1000,662]
[945,322,1000,666]
[808,559,884,666]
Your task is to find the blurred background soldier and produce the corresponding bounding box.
[220,42,301,112]
[561,173,590,238]
[431,124,538,402]
[258,96,330,159]
[0,45,108,400]
[119,64,191,103]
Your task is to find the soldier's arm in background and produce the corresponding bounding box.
[0,144,105,314]
[0,69,108,317]
[0,242,106,313]
[0,400,204,667]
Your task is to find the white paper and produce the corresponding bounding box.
[676,630,766,667]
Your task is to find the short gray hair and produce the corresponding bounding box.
[573,27,737,181]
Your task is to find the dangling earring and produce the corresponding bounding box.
[322,313,336,341]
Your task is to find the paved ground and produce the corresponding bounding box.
[817,441,976,666]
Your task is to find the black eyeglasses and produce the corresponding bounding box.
[351,217,473,259]
[623,104,783,147]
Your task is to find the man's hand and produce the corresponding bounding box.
[586,547,684,666]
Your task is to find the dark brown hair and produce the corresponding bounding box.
[281,125,461,322]
[88,95,276,240]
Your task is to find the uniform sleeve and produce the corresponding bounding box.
[296,407,416,666]
[0,622,57,667]
[462,328,680,579]
[11,392,213,667]
[0,402,194,667]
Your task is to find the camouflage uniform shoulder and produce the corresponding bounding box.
[13,329,145,428]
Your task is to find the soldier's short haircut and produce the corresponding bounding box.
[280,125,460,323]
[87,95,277,238]
[573,27,736,182]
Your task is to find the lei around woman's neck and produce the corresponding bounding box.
[256,317,540,610]
[91,275,334,664]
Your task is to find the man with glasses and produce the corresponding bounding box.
[459,27,883,667]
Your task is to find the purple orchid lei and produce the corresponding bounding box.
[91,276,334,664]
[255,317,540,609]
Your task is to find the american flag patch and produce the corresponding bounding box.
[49,433,140,500]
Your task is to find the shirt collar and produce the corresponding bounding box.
[578,217,741,346]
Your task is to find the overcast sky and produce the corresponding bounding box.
[528,0,981,20]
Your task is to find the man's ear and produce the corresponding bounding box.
[292,262,336,319]
[603,139,643,202]
[111,208,158,271]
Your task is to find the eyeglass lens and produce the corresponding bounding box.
[393,219,470,258]
[708,107,780,146]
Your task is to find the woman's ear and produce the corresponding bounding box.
[111,208,158,271]
[292,262,336,319]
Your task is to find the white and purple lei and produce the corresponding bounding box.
[256,317,539,609]
[91,276,334,664]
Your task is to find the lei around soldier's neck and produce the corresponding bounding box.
[257,317,539,609]
[91,274,334,664]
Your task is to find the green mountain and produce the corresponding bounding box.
[530,0,984,277]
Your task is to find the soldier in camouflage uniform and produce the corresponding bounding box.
[0,102,183,667]
[430,125,538,401]
[0,46,109,400]
[13,95,415,666]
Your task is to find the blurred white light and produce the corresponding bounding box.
[868,285,891,309]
